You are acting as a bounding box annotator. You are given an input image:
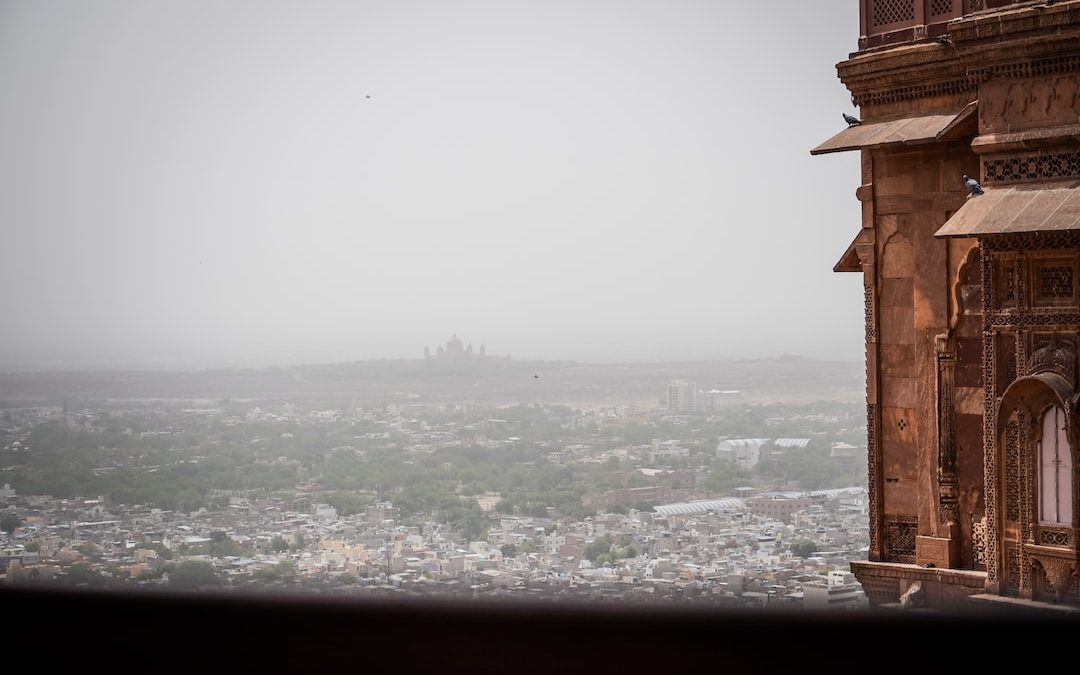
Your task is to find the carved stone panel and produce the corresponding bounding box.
[1027,335,1077,382]
[979,75,1080,135]
[886,514,918,563]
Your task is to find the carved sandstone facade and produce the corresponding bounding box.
[815,1,1080,608]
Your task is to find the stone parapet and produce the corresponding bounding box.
[851,560,986,609]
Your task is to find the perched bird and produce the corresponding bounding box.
[843,113,861,127]
[963,174,984,196]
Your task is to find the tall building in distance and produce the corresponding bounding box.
[815,0,1080,609]
[667,379,698,413]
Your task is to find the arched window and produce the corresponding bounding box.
[1038,405,1073,525]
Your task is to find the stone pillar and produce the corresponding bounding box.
[916,332,962,568]
[858,239,883,562]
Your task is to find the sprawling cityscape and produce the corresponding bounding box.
[0,344,870,609]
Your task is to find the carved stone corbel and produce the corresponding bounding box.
[1030,552,1078,603]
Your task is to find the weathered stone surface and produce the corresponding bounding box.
[954,386,983,415]
[955,337,984,388]
[879,278,914,307]
[913,157,942,193]
[879,344,916,377]
[881,238,914,279]
[879,306,916,345]
[875,195,917,216]
[876,172,915,197]
[883,479,917,514]
[882,376,917,409]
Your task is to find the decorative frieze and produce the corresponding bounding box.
[983,150,1080,186]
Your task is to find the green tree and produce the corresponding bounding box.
[66,563,104,586]
[75,542,98,556]
[137,566,167,582]
[585,534,613,563]
[500,543,518,558]
[23,541,40,553]
[790,539,819,558]
[254,560,294,583]
[210,538,243,558]
[169,560,220,588]
[0,512,22,534]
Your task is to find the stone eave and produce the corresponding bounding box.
[833,227,872,273]
[838,42,959,89]
[837,43,969,113]
[839,41,954,80]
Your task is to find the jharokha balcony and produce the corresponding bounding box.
[859,0,1032,49]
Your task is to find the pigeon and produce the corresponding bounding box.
[843,113,861,127]
[963,174,984,196]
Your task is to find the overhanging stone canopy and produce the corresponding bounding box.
[933,181,1080,238]
[811,105,975,156]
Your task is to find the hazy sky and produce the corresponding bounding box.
[0,1,863,369]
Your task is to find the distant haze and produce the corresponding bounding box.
[0,1,862,370]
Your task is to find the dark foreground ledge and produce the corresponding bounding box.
[3,586,1076,670]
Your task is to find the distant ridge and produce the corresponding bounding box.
[0,357,863,408]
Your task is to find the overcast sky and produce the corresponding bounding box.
[0,1,863,370]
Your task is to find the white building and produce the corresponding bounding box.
[716,438,769,471]
[803,570,865,610]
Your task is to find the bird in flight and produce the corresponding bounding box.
[963,175,984,196]
[843,113,861,127]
